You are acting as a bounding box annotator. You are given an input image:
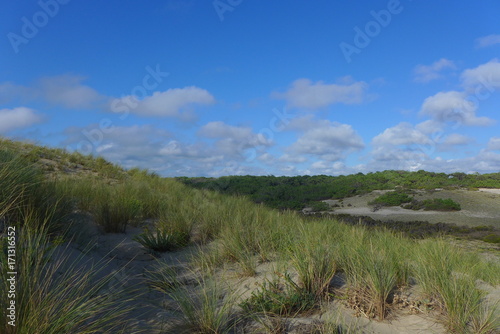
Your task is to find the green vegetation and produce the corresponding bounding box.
[240,272,316,316]
[166,275,238,334]
[403,198,462,211]
[483,234,500,244]
[369,191,413,207]
[308,201,331,212]
[1,137,499,333]
[134,228,190,252]
[178,170,500,210]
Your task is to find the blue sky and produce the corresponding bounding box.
[1,0,500,176]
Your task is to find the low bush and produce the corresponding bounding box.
[308,201,331,212]
[483,234,500,244]
[369,191,413,207]
[403,198,461,211]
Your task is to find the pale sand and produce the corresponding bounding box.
[51,209,499,333]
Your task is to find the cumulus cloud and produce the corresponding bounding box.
[415,120,443,134]
[112,87,215,119]
[0,75,105,109]
[39,75,105,109]
[487,137,500,151]
[286,117,364,161]
[460,59,500,91]
[63,124,172,160]
[198,121,272,156]
[441,133,472,146]
[272,77,368,110]
[475,34,500,48]
[372,122,432,147]
[419,91,495,126]
[278,153,307,163]
[437,133,473,152]
[0,107,43,133]
[370,123,436,171]
[413,58,456,83]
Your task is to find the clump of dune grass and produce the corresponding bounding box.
[412,239,500,333]
[0,149,71,234]
[167,273,238,334]
[288,222,337,299]
[240,272,316,317]
[134,227,189,252]
[0,210,139,334]
[339,227,409,320]
[144,260,180,293]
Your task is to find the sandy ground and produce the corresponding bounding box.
[321,189,500,228]
[47,200,500,334]
[51,212,499,334]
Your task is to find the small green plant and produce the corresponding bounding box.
[134,228,189,252]
[168,275,237,334]
[369,191,413,207]
[240,272,316,316]
[144,260,180,293]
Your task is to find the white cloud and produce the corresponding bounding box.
[0,107,43,133]
[372,122,432,147]
[440,133,472,146]
[0,75,104,109]
[415,120,443,134]
[39,75,104,109]
[273,77,368,110]
[437,133,473,152]
[286,118,364,161]
[114,87,215,119]
[475,34,500,48]
[419,91,495,126]
[278,153,307,163]
[460,59,500,91]
[487,137,500,151]
[413,58,456,83]
[197,121,273,162]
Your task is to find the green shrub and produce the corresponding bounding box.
[403,198,461,211]
[308,201,331,212]
[483,234,500,244]
[369,191,413,207]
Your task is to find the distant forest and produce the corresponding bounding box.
[178,170,500,210]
